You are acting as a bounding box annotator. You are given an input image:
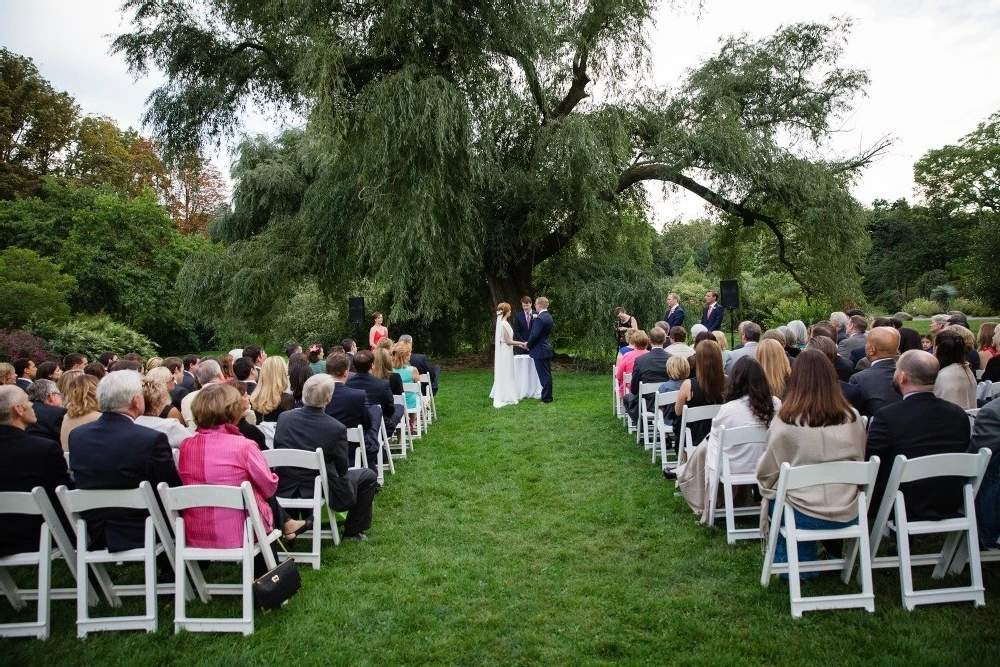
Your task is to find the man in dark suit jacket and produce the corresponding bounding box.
[274,375,378,540]
[866,351,972,520]
[525,297,554,403]
[13,359,35,390]
[69,371,181,551]
[325,354,381,474]
[181,355,199,391]
[625,327,671,422]
[346,350,404,434]
[511,297,534,356]
[848,327,901,417]
[664,292,685,329]
[970,395,1000,547]
[0,386,74,556]
[700,290,724,331]
[25,379,65,444]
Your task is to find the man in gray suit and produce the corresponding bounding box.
[970,397,1000,548]
[274,374,379,541]
[848,327,901,417]
[838,315,868,359]
[726,321,761,374]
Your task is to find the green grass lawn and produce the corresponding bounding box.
[894,317,995,335]
[3,371,1000,664]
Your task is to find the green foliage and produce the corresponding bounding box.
[0,247,76,328]
[654,220,716,276]
[0,329,53,364]
[929,284,957,310]
[763,296,837,330]
[268,284,345,350]
[33,315,156,360]
[902,298,939,317]
[950,297,993,317]
[914,269,950,298]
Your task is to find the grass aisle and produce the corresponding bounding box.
[4,371,1000,664]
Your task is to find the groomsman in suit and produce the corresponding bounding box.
[664,292,685,329]
[525,296,554,403]
[701,291,724,331]
[512,296,534,356]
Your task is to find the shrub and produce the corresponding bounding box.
[915,270,949,298]
[951,298,993,317]
[268,285,345,351]
[33,315,156,360]
[901,298,938,317]
[0,248,77,329]
[894,312,913,321]
[930,284,958,310]
[0,329,53,363]
[765,296,837,330]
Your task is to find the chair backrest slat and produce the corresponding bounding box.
[782,459,878,491]
[160,484,246,512]
[57,486,148,513]
[345,426,364,444]
[895,451,990,484]
[262,448,322,470]
[683,404,722,423]
[638,382,661,397]
[717,425,768,448]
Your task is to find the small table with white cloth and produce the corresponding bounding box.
[513,355,542,399]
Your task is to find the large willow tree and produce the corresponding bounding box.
[114,0,885,345]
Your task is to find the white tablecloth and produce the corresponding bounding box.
[514,355,542,399]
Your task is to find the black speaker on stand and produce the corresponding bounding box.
[349,297,365,343]
[720,280,740,350]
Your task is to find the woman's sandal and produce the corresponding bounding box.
[284,517,314,541]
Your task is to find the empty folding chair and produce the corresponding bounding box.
[158,481,282,635]
[0,488,97,639]
[868,449,991,611]
[402,382,427,437]
[262,448,338,568]
[760,458,880,618]
[976,369,985,381]
[56,481,179,638]
[611,365,620,417]
[655,390,681,466]
[706,425,769,543]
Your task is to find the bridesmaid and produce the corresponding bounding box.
[369,312,388,350]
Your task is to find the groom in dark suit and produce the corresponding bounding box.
[525,296,554,403]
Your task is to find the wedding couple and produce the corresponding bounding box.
[490,297,553,408]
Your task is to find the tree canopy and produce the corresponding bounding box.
[114,1,886,349]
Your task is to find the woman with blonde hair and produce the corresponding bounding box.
[373,346,404,395]
[217,354,235,380]
[711,330,733,372]
[616,330,649,398]
[136,377,191,447]
[250,356,295,422]
[976,322,998,370]
[60,373,101,451]
[146,366,188,425]
[56,369,83,396]
[391,340,421,432]
[145,356,163,372]
[757,338,791,399]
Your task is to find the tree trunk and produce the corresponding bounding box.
[485,260,535,311]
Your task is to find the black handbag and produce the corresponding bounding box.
[252,542,301,611]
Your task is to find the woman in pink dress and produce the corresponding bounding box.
[177,383,309,548]
[615,330,650,398]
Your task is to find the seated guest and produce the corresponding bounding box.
[617,328,637,361]
[181,360,225,426]
[145,357,163,373]
[62,353,88,372]
[98,351,117,369]
[83,362,107,380]
[391,341,422,433]
[785,320,808,358]
[217,354,235,381]
[756,339,791,399]
[847,327,901,417]
[274,375,379,541]
[837,315,868,360]
[756,349,865,568]
[233,356,258,395]
[675,358,780,518]
[399,334,438,395]
[25,379,65,444]
[665,327,695,359]
[806,336,864,413]
[954,323,982,372]
[242,345,267,377]
[624,328,670,423]
[307,344,326,374]
[983,326,1000,382]
[35,361,62,383]
[971,396,1000,549]
[811,322,855,381]
[122,353,144,368]
[325,353,380,473]
[145,367,187,425]
[348,350,404,434]
[372,346,405,395]
[69,370,181,552]
[850,316,894,371]
[136,378,191,448]
[921,333,935,352]
[727,321,761,373]
[285,342,302,358]
[710,330,732,372]
[251,356,295,423]
[177,383,308,552]
[866,350,971,520]
[897,327,923,354]
[0,363,16,385]
[341,339,358,371]
[829,311,849,343]
[673,339,726,450]
[160,357,189,410]
[287,355,314,408]
[616,330,649,398]
[56,369,83,398]
[113,360,143,373]
[977,322,998,371]
[933,327,977,409]
[227,380,267,450]
[0,386,74,557]
[658,355,690,429]
[13,359,35,390]
[60,373,101,451]
[181,354,199,390]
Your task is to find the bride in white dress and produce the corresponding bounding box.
[490,302,525,408]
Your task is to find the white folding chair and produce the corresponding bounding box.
[976,380,992,402]
[976,369,985,381]
[0,488,97,639]
[377,421,396,482]
[420,373,437,423]
[262,448,340,568]
[391,394,411,457]
[611,365,620,417]
[761,458,880,618]
[706,425,769,543]
[403,382,427,437]
[636,382,661,452]
[678,404,723,462]
[990,383,1000,400]
[868,449,991,611]
[655,390,681,466]
[623,373,635,432]
[346,425,368,471]
[256,421,277,449]
[158,481,281,635]
[56,481,178,638]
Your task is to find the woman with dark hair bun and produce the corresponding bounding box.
[897,327,923,354]
[756,349,864,570]
[673,357,780,519]
[288,354,314,408]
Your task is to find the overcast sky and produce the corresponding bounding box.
[2,0,999,225]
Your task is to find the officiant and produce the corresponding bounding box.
[512,295,534,355]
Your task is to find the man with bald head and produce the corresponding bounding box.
[847,326,901,417]
[865,350,971,520]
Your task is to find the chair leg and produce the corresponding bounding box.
[144,520,157,632]
[784,506,803,619]
[37,525,52,639]
[0,567,24,610]
[242,544,254,636]
[895,505,916,611]
[723,476,737,543]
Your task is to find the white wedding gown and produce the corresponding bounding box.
[489,318,519,408]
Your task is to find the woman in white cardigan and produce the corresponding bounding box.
[933,328,977,410]
[676,357,780,520]
[756,349,866,568]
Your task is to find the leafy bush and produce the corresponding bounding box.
[33,316,156,360]
[764,296,837,330]
[0,247,77,328]
[901,298,938,317]
[894,311,913,321]
[0,329,54,363]
[950,298,993,317]
[268,284,345,350]
[930,284,958,310]
[915,270,949,298]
